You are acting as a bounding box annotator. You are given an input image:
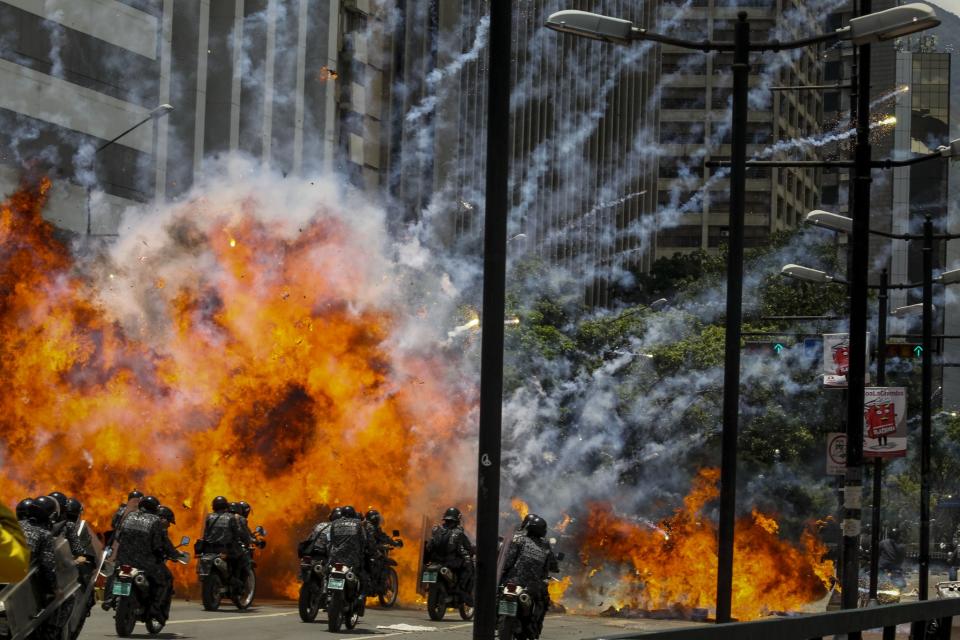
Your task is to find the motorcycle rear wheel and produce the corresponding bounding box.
[114,598,137,637]
[202,575,222,611]
[497,615,517,640]
[299,581,322,622]
[145,617,165,634]
[233,570,256,610]
[327,593,344,632]
[344,601,360,629]
[459,602,475,620]
[427,584,447,621]
[379,568,399,608]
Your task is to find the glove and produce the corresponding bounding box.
[393,539,404,548]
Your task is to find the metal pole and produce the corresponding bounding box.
[842,0,871,610]
[869,269,888,602]
[715,11,749,624]
[920,215,933,600]
[473,2,510,639]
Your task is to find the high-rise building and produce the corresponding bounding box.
[0,0,356,234]
[654,0,824,256]
[384,0,660,307]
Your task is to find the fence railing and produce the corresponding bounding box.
[594,598,960,640]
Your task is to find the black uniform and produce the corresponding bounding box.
[500,535,557,595]
[203,509,248,584]
[501,536,558,638]
[426,523,474,599]
[363,521,396,585]
[878,538,906,571]
[156,525,181,622]
[328,516,369,589]
[116,511,166,616]
[300,522,331,557]
[20,520,57,590]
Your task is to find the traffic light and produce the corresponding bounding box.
[884,343,922,359]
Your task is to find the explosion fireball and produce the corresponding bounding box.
[0,168,475,600]
[0,168,833,618]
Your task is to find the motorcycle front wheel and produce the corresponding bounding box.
[427,584,447,621]
[327,593,344,632]
[379,568,399,608]
[497,615,517,640]
[233,570,256,610]
[299,581,322,622]
[114,598,137,637]
[202,575,222,611]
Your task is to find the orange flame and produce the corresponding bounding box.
[572,469,833,620]
[0,178,474,602]
[511,497,529,521]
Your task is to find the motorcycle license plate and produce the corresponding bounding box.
[327,577,345,591]
[112,582,132,597]
[498,600,517,616]
[422,571,438,584]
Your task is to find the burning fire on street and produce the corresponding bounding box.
[0,173,832,618]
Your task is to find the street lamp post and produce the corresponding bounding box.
[870,269,888,603]
[474,2,510,640]
[548,2,939,621]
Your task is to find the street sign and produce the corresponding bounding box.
[773,343,784,354]
[863,387,907,458]
[823,332,871,388]
[827,432,846,475]
[914,345,923,357]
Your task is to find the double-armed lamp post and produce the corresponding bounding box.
[543,3,939,622]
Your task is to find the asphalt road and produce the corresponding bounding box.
[77,600,700,640]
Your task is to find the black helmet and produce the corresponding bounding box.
[526,515,547,539]
[15,498,34,521]
[128,490,144,500]
[64,498,84,522]
[32,495,60,524]
[329,507,343,522]
[341,505,358,519]
[229,501,241,514]
[212,496,229,511]
[157,506,176,525]
[518,513,535,531]
[239,501,251,518]
[365,509,381,526]
[442,507,462,524]
[48,491,68,510]
[139,496,160,513]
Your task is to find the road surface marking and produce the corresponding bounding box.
[166,611,297,624]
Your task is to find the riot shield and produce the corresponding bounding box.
[415,515,431,596]
[106,497,140,574]
[66,520,104,637]
[0,537,81,640]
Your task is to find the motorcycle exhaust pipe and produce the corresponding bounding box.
[213,557,227,569]
[519,593,532,608]
[440,567,453,581]
[133,575,148,587]
[346,572,357,582]
[313,564,325,574]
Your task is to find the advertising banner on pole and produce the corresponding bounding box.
[822,333,871,388]
[826,432,846,475]
[863,387,907,458]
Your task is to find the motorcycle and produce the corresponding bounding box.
[196,525,265,611]
[370,530,403,608]
[325,561,363,632]
[495,551,565,640]
[421,561,474,621]
[297,552,327,622]
[112,536,190,637]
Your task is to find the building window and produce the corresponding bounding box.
[744,191,771,214]
[822,184,839,204]
[824,91,839,112]
[662,87,707,109]
[824,60,841,81]
[662,54,707,75]
[659,225,703,248]
[660,122,705,144]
